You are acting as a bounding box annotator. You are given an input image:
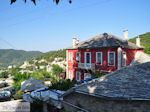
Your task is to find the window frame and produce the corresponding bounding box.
[108,52,115,66]
[69,52,73,62]
[84,73,91,80]
[76,52,81,63]
[96,52,103,65]
[85,52,91,64]
[76,71,81,81]
[84,52,91,68]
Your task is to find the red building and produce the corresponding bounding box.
[66,31,143,81]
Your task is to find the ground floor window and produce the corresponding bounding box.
[76,71,81,81]
[69,70,73,80]
[84,73,91,80]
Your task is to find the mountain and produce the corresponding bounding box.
[129,32,150,54]
[0,49,43,68]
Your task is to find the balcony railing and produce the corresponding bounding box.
[78,63,95,70]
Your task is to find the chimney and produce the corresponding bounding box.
[123,30,128,41]
[72,38,79,48]
[136,36,140,47]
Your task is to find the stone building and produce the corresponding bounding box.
[61,62,150,112]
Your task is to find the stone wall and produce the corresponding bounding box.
[63,92,150,112]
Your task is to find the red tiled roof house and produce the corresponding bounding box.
[66,30,143,81]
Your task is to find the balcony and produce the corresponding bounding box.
[78,63,95,70]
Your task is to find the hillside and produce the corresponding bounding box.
[36,49,66,62]
[129,32,150,54]
[0,49,43,68]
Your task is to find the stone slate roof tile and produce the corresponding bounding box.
[67,33,143,49]
[74,62,150,100]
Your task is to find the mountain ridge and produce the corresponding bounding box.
[0,49,43,68]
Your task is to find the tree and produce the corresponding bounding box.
[10,0,72,5]
[52,64,63,76]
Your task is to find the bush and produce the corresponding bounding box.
[13,72,31,91]
[0,71,9,78]
[49,79,76,91]
[93,72,107,78]
[13,90,23,100]
[52,64,63,76]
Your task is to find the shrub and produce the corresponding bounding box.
[13,90,23,100]
[49,79,76,91]
[0,71,9,78]
[52,64,63,76]
[13,72,31,91]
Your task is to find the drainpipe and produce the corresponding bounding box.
[117,47,122,69]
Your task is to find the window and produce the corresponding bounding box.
[69,52,73,62]
[108,52,115,66]
[76,71,81,81]
[69,70,73,80]
[122,52,126,66]
[96,52,102,65]
[84,73,91,80]
[76,52,81,63]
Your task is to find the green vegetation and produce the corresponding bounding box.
[52,64,64,76]
[13,90,24,100]
[0,71,9,78]
[129,32,150,54]
[37,49,66,62]
[92,69,107,78]
[0,49,43,68]
[12,71,53,99]
[49,79,76,91]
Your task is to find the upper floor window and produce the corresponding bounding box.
[76,71,81,81]
[69,70,73,80]
[108,52,115,66]
[69,52,73,62]
[76,52,81,63]
[96,52,102,65]
[122,52,126,66]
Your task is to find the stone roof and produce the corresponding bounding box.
[130,52,150,65]
[67,33,143,50]
[62,62,150,100]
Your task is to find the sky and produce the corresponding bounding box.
[0,0,150,52]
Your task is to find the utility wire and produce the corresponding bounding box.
[0,37,16,49]
[2,0,112,28]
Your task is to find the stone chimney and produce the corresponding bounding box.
[72,38,79,48]
[136,36,141,47]
[123,30,128,41]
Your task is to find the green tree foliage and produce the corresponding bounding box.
[0,71,9,78]
[13,72,31,91]
[129,32,150,54]
[49,79,76,91]
[52,64,64,76]
[37,49,66,62]
[13,90,24,100]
